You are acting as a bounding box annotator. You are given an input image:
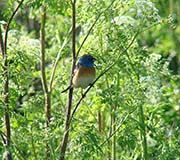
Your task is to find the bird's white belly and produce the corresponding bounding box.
[73,76,95,89]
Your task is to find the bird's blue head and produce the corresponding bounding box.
[78,54,96,67]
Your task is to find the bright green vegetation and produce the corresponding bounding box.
[0,0,179,160]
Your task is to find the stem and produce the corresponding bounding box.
[98,110,102,134]
[3,64,11,160]
[49,37,69,91]
[0,27,4,55]
[1,27,11,159]
[106,78,111,160]
[138,105,148,160]
[30,126,37,160]
[111,109,116,160]
[101,114,129,147]
[111,73,119,160]
[40,7,48,94]
[3,0,24,58]
[0,1,24,160]
[45,91,51,159]
[59,1,76,160]
[40,6,51,159]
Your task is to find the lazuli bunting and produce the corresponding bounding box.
[62,54,96,93]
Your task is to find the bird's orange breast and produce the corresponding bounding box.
[73,66,96,88]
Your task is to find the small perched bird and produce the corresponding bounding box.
[61,54,96,93]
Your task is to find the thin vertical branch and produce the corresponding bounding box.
[111,73,120,160]
[98,110,102,134]
[100,114,130,147]
[0,1,24,160]
[3,0,24,58]
[30,126,37,160]
[49,37,69,91]
[59,1,76,160]
[0,27,4,55]
[138,105,148,160]
[111,109,116,160]
[3,60,11,160]
[40,6,51,159]
[40,7,48,94]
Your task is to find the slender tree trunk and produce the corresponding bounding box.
[59,1,76,160]
[1,24,12,160]
[40,6,51,159]
[3,61,12,160]
[0,1,24,159]
[45,92,51,159]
